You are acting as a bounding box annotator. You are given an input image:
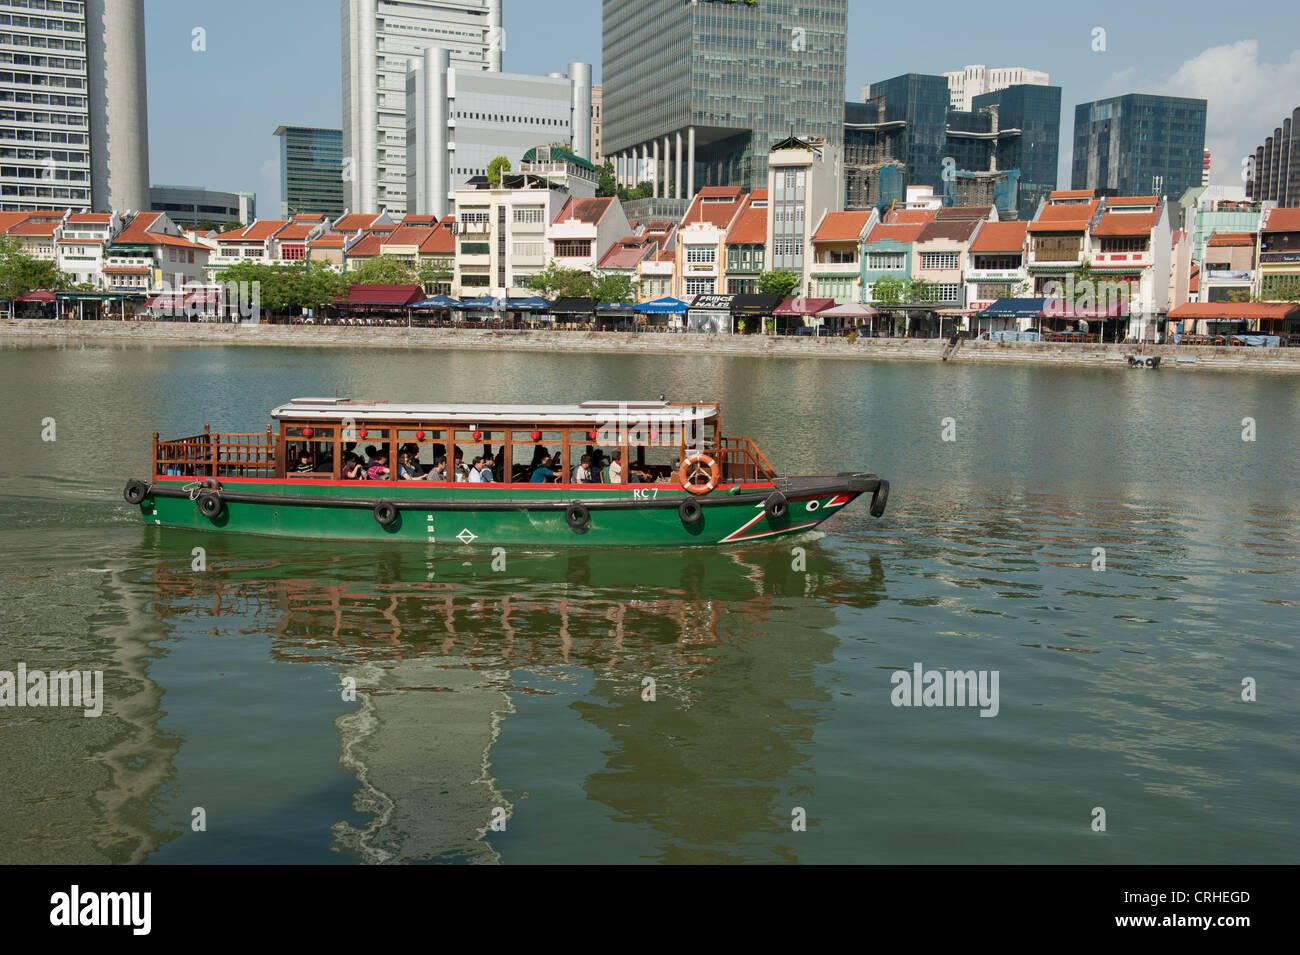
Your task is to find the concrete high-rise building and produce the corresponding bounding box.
[150,185,255,228]
[1246,107,1300,207]
[590,85,602,165]
[603,0,847,195]
[342,0,502,215]
[1071,93,1207,200]
[274,126,344,218]
[404,57,589,218]
[0,0,148,212]
[943,65,1049,111]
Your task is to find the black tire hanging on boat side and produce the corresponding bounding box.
[197,490,223,518]
[565,502,591,532]
[678,498,702,524]
[870,479,890,517]
[200,477,222,490]
[764,491,788,520]
[373,501,399,527]
[123,479,149,505]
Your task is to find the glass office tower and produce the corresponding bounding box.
[1072,94,1207,199]
[273,126,344,218]
[602,0,847,193]
[974,83,1061,219]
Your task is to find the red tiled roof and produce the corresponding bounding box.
[66,213,111,224]
[333,213,383,232]
[337,284,424,306]
[655,249,674,262]
[1105,195,1158,207]
[813,211,873,242]
[884,208,936,225]
[865,222,926,244]
[1029,200,1099,232]
[970,220,1028,253]
[113,213,208,250]
[916,219,980,243]
[0,212,32,231]
[750,189,768,201]
[7,222,59,236]
[292,214,327,222]
[1205,231,1255,247]
[1189,264,1200,293]
[682,190,747,228]
[275,223,316,241]
[1168,302,1300,319]
[726,206,767,245]
[400,214,439,226]
[418,223,455,255]
[554,196,614,225]
[598,238,655,269]
[103,267,152,274]
[308,234,347,248]
[1262,207,1300,232]
[381,225,436,247]
[56,237,104,244]
[344,233,384,257]
[697,186,744,198]
[935,205,993,220]
[1049,189,1094,200]
[1091,210,1160,236]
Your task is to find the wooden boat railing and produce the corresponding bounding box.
[154,426,276,478]
[712,436,777,483]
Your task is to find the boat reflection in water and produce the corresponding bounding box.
[141,531,887,863]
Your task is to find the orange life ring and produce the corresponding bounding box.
[679,452,721,495]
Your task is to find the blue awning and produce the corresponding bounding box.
[635,296,689,313]
[411,295,460,309]
[506,296,551,311]
[457,296,500,310]
[978,297,1049,319]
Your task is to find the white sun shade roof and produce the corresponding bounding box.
[271,398,718,426]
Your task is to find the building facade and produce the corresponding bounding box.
[602,0,847,193]
[342,0,502,215]
[943,65,1049,112]
[404,54,589,218]
[151,185,255,228]
[273,126,343,219]
[1246,107,1300,207]
[1071,94,1207,200]
[765,137,842,295]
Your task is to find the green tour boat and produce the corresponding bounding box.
[123,398,888,547]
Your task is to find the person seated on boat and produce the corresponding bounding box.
[529,454,558,483]
[426,455,447,482]
[397,448,422,481]
[478,454,495,483]
[468,456,485,482]
[366,452,390,481]
[608,450,623,483]
[294,450,315,473]
[452,450,469,482]
[364,444,378,463]
[342,452,365,480]
[571,453,592,483]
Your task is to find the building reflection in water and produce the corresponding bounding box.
[143,533,887,863]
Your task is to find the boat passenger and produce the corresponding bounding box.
[342,453,365,480]
[572,453,592,483]
[366,452,390,480]
[294,450,314,473]
[397,449,421,481]
[587,451,604,483]
[608,450,623,483]
[479,454,495,483]
[452,451,469,482]
[426,455,447,482]
[468,456,485,482]
[530,454,558,483]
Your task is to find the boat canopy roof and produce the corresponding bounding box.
[271,397,719,426]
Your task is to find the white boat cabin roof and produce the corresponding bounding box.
[271,398,719,426]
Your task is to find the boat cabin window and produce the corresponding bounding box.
[284,425,335,479]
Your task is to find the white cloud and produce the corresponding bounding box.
[1103,39,1300,186]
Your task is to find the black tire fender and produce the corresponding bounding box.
[197,490,223,518]
[870,479,890,517]
[123,479,149,505]
[200,477,222,490]
[373,501,399,527]
[678,498,702,524]
[565,502,591,532]
[764,491,788,520]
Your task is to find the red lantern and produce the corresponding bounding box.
[649,430,659,442]
[531,431,541,441]
[472,430,482,441]
[358,428,368,439]
[416,430,425,440]
[302,427,313,438]
[587,430,597,441]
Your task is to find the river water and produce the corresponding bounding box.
[0,340,1296,864]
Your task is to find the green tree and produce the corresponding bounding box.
[592,271,636,304]
[905,277,937,304]
[417,257,454,295]
[1260,277,1300,302]
[527,261,594,299]
[597,160,617,198]
[870,274,904,307]
[0,234,68,303]
[756,268,799,300]
[345,254,417,287]
[487,155,512,187]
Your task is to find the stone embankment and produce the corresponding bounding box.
[4,319,1300,371]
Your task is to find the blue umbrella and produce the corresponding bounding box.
[506,296,552,311]
[411,295,460,309]
[635,296,689,313]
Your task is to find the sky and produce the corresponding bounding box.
[144,0,1300,215]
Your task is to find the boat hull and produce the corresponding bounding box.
[129,474,887,547]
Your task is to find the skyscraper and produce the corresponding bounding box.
[602,0,847,195]
[943,65,1049,111]
[1246,107,1300,207]
[274,126,344,218]
[0,0,149,212]
[972,83,1061,219]
[1071,94,1207,200]
[342,0,502,215]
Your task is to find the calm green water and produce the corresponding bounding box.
[0,341,1297,864]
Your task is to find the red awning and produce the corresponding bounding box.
[18,289,56,303]
[774,297,836,316]
[336,284,425,307]
[1044,300,1130,319]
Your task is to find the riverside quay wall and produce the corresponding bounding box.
[4,319,1300,371]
